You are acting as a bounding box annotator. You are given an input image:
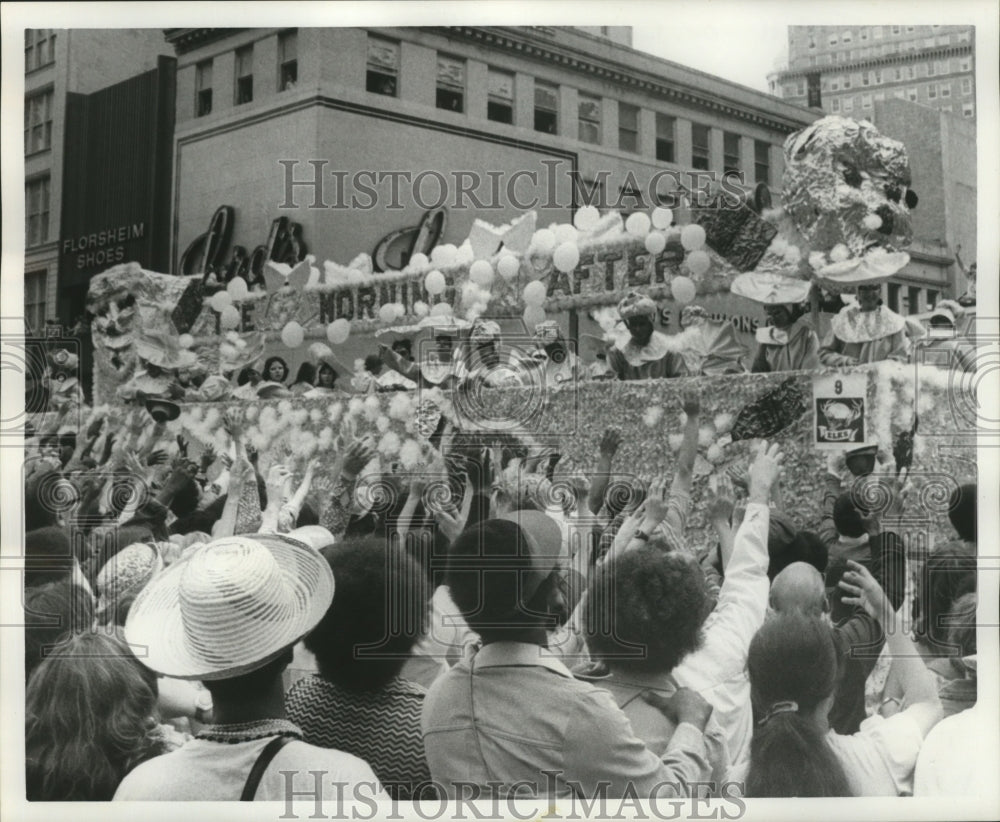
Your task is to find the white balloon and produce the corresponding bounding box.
[425,270,447,295]
[532,229,557,253]
[469,260,495,288]
[625,212,651,237]
[523,280,547,306]
[644,232,667,255]
[552,242,580,274]
[497,255,520,281]
[413,300,430,318]
[379,303,398,323]
[210,290,233,313]
[409,252,429,269]
[392,302,407,319]
[281,321,305,348]
[573,205,601,231]
[430,301,453,317]
[178,334,194,349]
[219,306,241,330]
[523,304,546,329]
[686,250,711,276]
[226,277,249,301]
[554,223,579,244]
[680,223,706,251]
[326,319,350,344]
[431,244,458,266]
[670,276,697,305]
[651,207,673,230]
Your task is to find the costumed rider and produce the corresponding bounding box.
[378,319,470,390]
[818,283,910,366]
[524,319,580,387]
[45,348,85,415]
[731,274,821,373]
[606,291,688,381]
[117,330,194,404]
[463,319,529,389]
[673,305,747,376]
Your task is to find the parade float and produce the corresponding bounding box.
[83,116,977,543]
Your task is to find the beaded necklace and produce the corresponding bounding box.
[195,718,303,744]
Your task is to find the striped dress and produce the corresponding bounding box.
[285,675,431,800]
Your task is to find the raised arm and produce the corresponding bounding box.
[588,427,622,516]
[671,387,701,500]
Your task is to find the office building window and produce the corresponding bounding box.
[24,90,53,154]
[862,72,870,86]
[195,60,213,116]
[928,84,937,99]
[618,102,639,153]
[874,26,883,39]
[278,29,298,91]
[436,55,464,113]
[940,83,951,98]
[958,30,970,42]
[831,77,840,91]
[906,25,915,32]
[927,289,939,308]
[842,97,854,112]
[366,36,398,96]
[891,26,901,35]
[862,93,872,109]
[907,87,918,101]
[655,114,675,163]
[25,271,48,335]
[486,69,514,124]
[959,57,971,71]
[895,67,903,80]
[927,61,935,77]
[843,74,852,89]
[797,80,806,96]
[874,91,885,101]
[26,177,50,247]
[907,286,921,314]
[25,29,56,72]
[962,102,974,117]
[235,45,253,105]
[831,97,841,112]
[860,28,868,40]
[534,82,558,134]
[893,89,906,99]
[828,34,839,46]
[941,104,952,113]
[936,35,950,46]
[887,283,900,312]
[924,37,936,49]
[907,65,916,79]
[577,94,601,144]
[961,78,972,95]
[691,123,710,171]
[873,69,882,83]
[723,131,740,175]
[808,36,816,49]
[754,140,771,187]
[843,31,853,43]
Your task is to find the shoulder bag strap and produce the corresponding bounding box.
[241,735,295,801]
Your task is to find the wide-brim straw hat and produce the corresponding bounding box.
[731,272,811,305]
[124,533,334,680]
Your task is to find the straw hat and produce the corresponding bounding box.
[731,272,811,305]
[124,534,334,680]
[134,330,197,370]
[96,542,163,621]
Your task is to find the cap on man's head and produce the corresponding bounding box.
[617,291,657,320]
[446,511,564,629]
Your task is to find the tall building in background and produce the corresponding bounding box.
[572,26,633,47]
[23,29,175,334]
[768,25,976,121]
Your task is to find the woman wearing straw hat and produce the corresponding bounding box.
[731,274,820,373]
[114,534,387,801]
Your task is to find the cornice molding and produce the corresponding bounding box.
[163,28,248,55]
[438,26,816,134]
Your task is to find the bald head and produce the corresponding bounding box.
[769,562,828,616]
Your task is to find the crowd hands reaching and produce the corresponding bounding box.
[21,376,983,804]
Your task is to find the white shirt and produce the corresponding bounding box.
[826,710,926,796]
[914,703,997,796]
[672,502,771,771]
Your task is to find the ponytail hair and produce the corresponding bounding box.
[745,614,853,797]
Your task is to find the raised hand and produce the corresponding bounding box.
[145,449,169,467]
[642,475,670,527]
[838,559,893,625]
[176,434,189,458]
[342,437,376,478]
[747,440,784,505]
[199,444,216,472]
[599,427,623,459]
[222,408,243,442]
[266,464,293,505]
[705,474,736,525]
[681,386,701,417]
